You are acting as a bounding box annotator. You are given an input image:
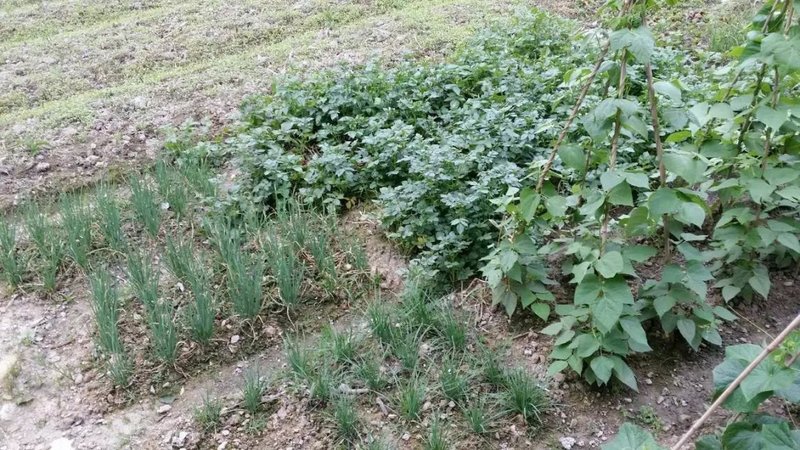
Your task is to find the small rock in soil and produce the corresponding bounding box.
[35,162,51,172]
[158,404,172,414]
[559,436,577,449]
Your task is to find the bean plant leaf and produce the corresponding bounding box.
[601,423,666,450]
[760,31,800,70]
[611,356,639,392]
[596,251,624,278]
[590,356,614,384]
[677,318,696,344]
[610,27,655,63]
[653,80,681,102]
[559,144,586,171]
[755,105,787,131]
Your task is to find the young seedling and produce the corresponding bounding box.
[0,219,23,288]
[284,336,312,381]
[435,306,467,352]
[275,198,311,249]
[355,354,388,391]
[401,284,437,331]
[227,251,264,319]
[95,183,126,252]
[321,325,359,365]
[129,177,161,238]
[242,366,267,414]
[107,351,133,388]
[269,239,304,309]
[332,394,360,442]
[390,327,422,373]
[40,236,65,293]
[61,195,92,271]
[478,345,506,387]
[23,203,48,254]
[204,217,240,268]
[502,368,548,427]
[366,299,395,346]
[309,364,336,404]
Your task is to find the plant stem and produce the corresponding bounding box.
[644,57,670,259]
[671,311,800,450]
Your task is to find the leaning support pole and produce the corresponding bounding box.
[671,311,800,450]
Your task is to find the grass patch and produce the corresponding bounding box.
[331,394,360,442]
[0,218,23,288]
[195,393,222,431]
[396,376,425,421]
[242,366,267,414]
[186,256,216,345]
[61,195,92,271]
[502,368,548,427]
[95,183,126,252]
[129,177,161,238]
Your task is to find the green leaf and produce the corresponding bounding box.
[722,285,742,302]
[601,171,626,191]
[677,318,696,344]
[653,81,681,102]
[740,359,796,402]
[593,294,623,333]
[623,245,657,262]
[590,356,614,384]
[760,31,800,70]
[608,182,633,206]
[777,233,800,253]
[559,144,586,171]
[665,130,691,143]
[601,423,666,450]
[654,296,676,317]
[547,360,568,376]
[530,303,551,321]
[541,322,563,336]
[609,27,655,63]
[518,188,541,223]
[603,276,634,305]
[573,334,601,358]
[695,435,722,450]
[748,266,771,300]
[545,195,568,217]
[648,188,681,215]
[755,105,788,131]
[745,178,775,204]
[664,152,707,184]
[620,317,650,351]
[713,306,737,321]
[575,274,602,305]
[623,171,650,188]
[611,356,639,392]
[596,251,624,278]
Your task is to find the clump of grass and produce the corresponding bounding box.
[24,205,63,291]
[107,352,133,387]
[182,160,217,199]
[309,364,336,404]
[396,376,425,421]
[463,398,494,435]
[195,393,222,431]
[321,325,359,365]
[401,284,437,331]
[502,368,548,427]
[332,394,360,442]
[424,418,448,450]
[204,217,240,267]
[186,258,215,344]
[129,177,161,238]
[24,204,48,253]
[89,268,123,355]
[390,327,422,373]
[269,239,304,309]
[61,195,92,270]
[242,366,267,414]
[355,355,388,391]
[126,250,158,312]
[435,306,467,351]
[227,251,264,319]
[439,358,469,404]
[284,336,312,380]
[154,160,188,220]
[308,229,338,294]
[366,299,395,345]
[149,299,178,364]
[95,183,126,251]
[0,219,23,288]
[276,198,311,249]
[165,235,193,283]
[346,236,369,273]
[478,345,506,387]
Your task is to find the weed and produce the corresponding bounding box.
[346,237,369,273]
[321,325,359,365]
[164,235,193,282]
[439,358,469,404]
[424,418,448,450]
[502,368,548,427]
[129,177,161,238]
[23,204,48,254]
[275,198,311,249]
[396,376,425,421]
[89,268,122,355]
[95,183,126,251]
[242,366,267,414]
[227,251,265,319]
[0,219,23,288]
[182,160,216,199]
[364,436,393,450]
[633,405,663,432]
[332,394,360,442]
[269,239,304,309]
[126,250,158,313]
[61,195,92,270]
[284,336,312,381]
[40,238,65,292]
[186,258,215,344]
[478,345,506,387]
[401,284,437,331]
[204,217,240,268]
[195,393,222,431]
[463,397,494,435]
